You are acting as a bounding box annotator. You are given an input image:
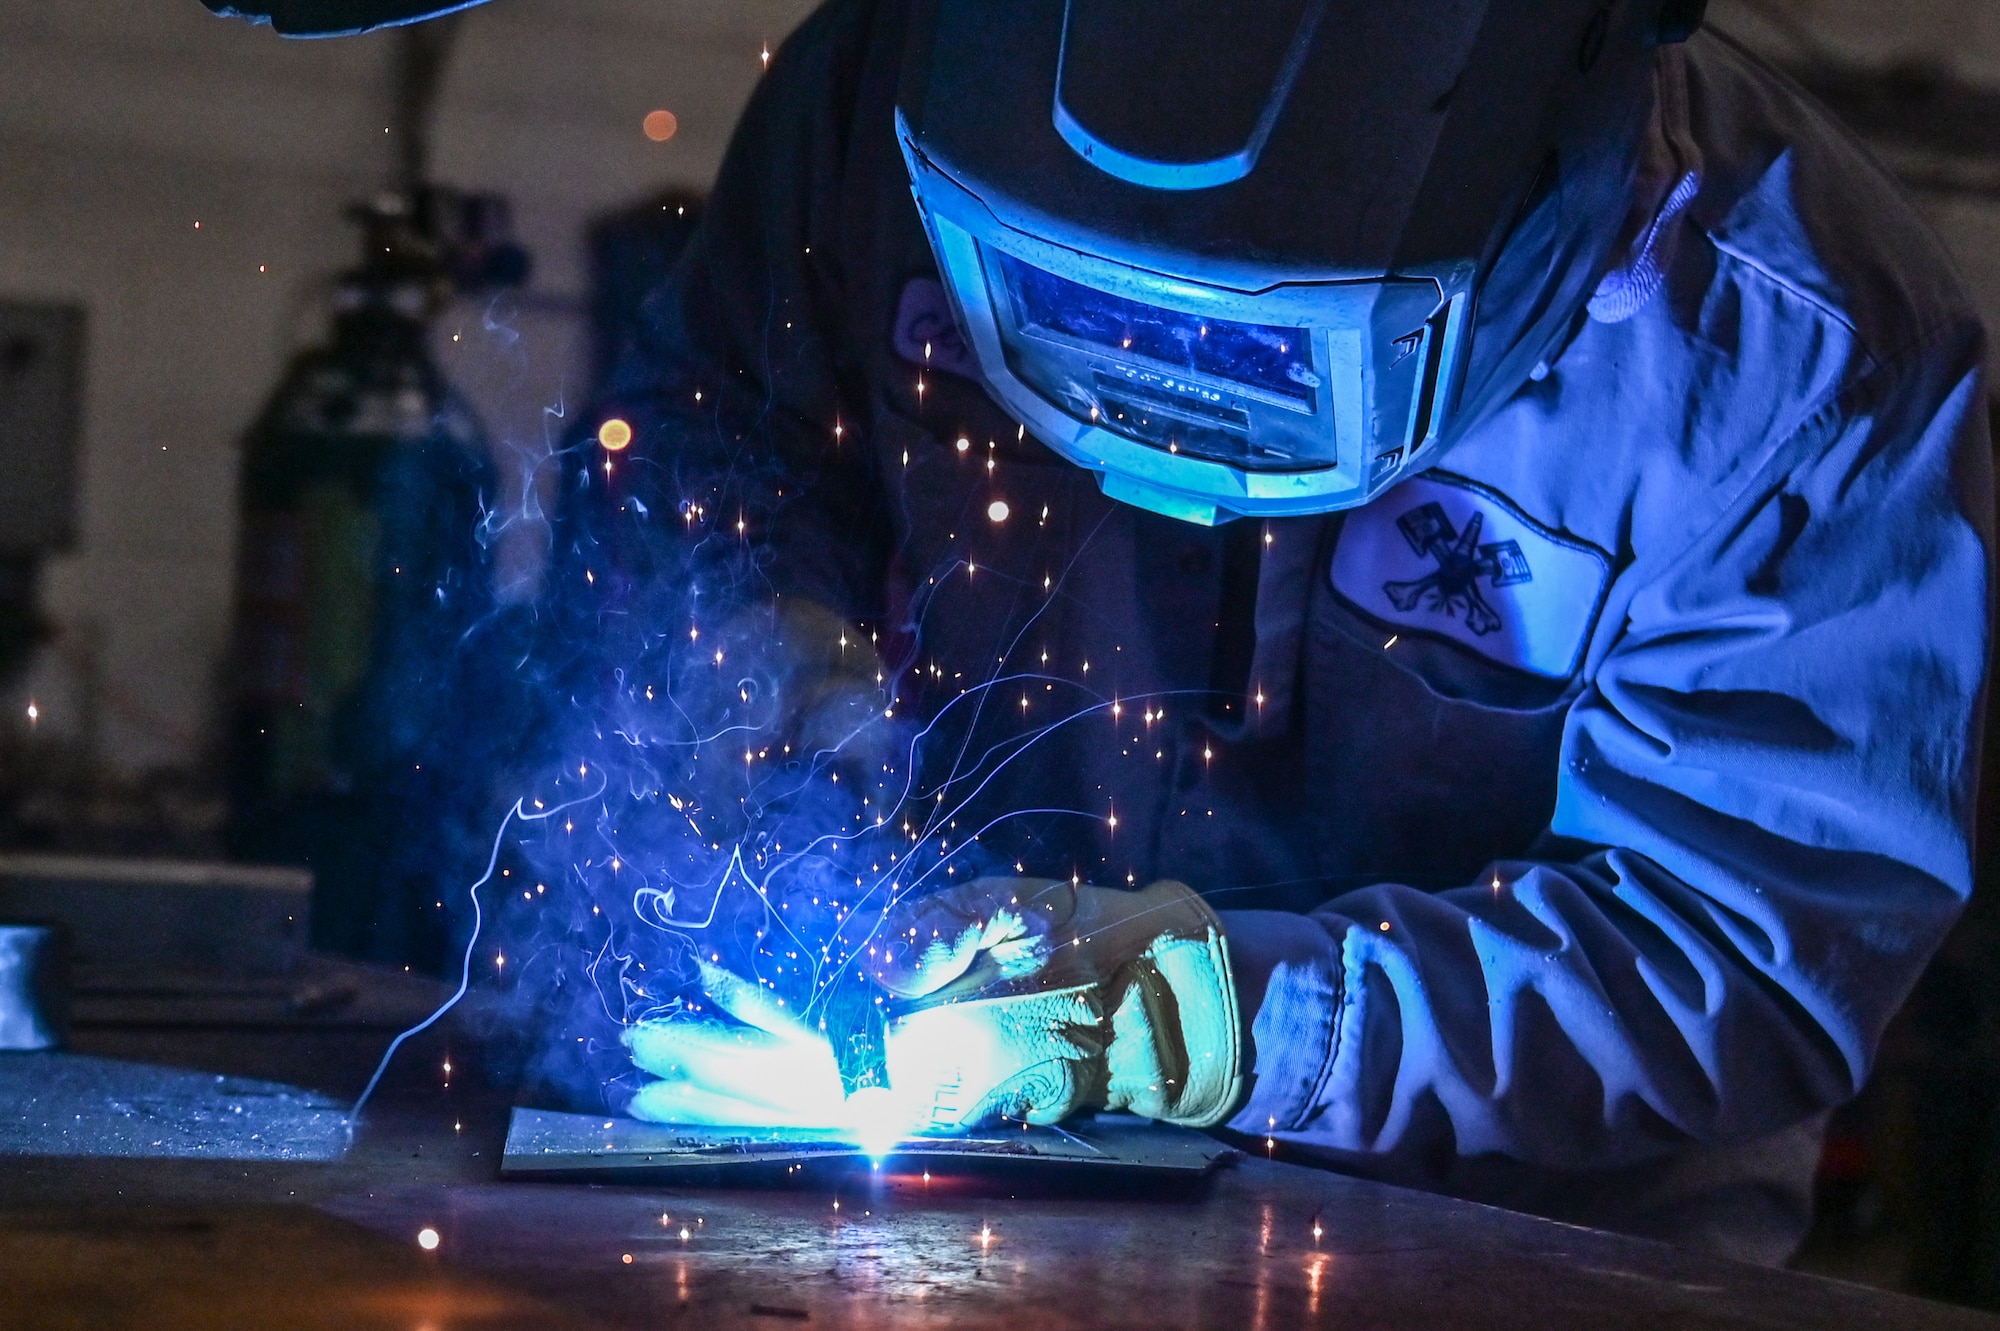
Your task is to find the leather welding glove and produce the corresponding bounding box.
[623,959,1106,1136]
[876,877,1244,1128]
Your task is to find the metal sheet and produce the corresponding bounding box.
[0,1051,348,1161]
[11,1034,1997,1330]
[501,1106,1232,1182]
[331,1164,2000,1331]
[0,1204,586,1331]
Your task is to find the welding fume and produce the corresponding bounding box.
[207,0,1992,1271]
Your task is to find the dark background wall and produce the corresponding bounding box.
[0,0,817,783]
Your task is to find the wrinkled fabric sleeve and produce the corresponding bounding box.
[590,0,892,622]
[1227,325,1992,1171]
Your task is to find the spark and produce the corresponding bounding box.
[417,1228,440,1251]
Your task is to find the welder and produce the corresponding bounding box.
[208,0,1992,1265]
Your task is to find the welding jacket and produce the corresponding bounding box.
[589,0,1993,1264]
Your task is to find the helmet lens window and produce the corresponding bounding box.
[995,252,1314,404]
[951,227,1456,498]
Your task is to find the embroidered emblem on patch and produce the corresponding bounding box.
[892,277,978,379]
[1330,474,1610,678]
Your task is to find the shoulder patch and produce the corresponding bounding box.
[1329,474,1610,679]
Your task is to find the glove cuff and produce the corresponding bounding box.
[1103,880,1243,1128]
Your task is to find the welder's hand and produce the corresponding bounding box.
[622,960,1106,1136]
[876,877,1243,1128]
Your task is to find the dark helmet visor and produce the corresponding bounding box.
[199,0,489,36]
[899,0,1703,523]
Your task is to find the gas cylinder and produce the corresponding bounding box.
[228,192,523,964]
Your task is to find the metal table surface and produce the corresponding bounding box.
[3,1009,1994,1331]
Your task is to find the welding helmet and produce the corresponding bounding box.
[198,0,488,35]
[898,0,1707,525]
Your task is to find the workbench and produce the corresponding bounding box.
[3,975,1993,1331]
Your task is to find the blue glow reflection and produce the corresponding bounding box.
[997,252,1315,402]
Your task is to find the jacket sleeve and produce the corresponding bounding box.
[1226,324,1993,1172]
[585,0,893,624]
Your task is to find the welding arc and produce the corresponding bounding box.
[345,780,607,1142]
